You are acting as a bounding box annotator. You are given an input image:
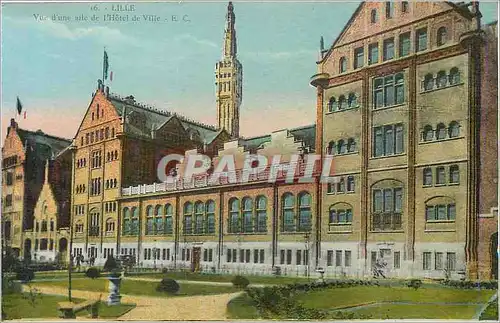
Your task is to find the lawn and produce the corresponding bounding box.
[348,303,481,319]
[226,293,261,319]
[480,297,499,321]
[128,271,311,285]
[1,293,134,320]
[32,278,239,297]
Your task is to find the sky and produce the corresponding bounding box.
[1,1,498,143]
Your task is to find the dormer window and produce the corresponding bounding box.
[385,2,394,19]
[437,27,448,46]
[370,9,378,23]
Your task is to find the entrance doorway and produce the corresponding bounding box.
[192,247,201,272]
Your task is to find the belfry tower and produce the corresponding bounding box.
[215,1,242,138]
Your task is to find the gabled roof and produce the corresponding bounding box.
[242,124,316,152]
[17,128,71,159]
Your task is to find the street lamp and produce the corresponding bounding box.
[153,240,157,270]
[304,233,310,281]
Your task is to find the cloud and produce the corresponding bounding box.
[241,49,317,61]
[174,34,218,49]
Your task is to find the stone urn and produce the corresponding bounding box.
[107,270,122,305]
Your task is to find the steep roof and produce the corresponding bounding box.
[242,124,316,152]
[16,128,71,159]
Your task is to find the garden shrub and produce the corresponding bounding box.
[103,255,119,272]
[2,275,22,294]
[407,279,422,290]
[440,279,497,290]
[15,267,35,282]
[85,267,100,279]
[231,275,250,289]
[156,278,180,294]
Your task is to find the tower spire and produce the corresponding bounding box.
[223,1,237,58]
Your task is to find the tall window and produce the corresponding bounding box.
[383,38,395,61]
[165,204,173,234]
[423,125,434,141]
[328,97,336,112]
[89,211,100,236]
[369,43,379,65]
[436,166,446,185]
[426,203,456,221]
[256,196,267,232]
[416,28,428,52]
[385,2,394,18]
[399,32,411,57]
[329,206,353,224]
[449,165,460,184]
[194,201,204,234]
[146,206,154,235]
[370,9,378,23]
[372,186,403,230]
[339,57,347,73]
[373,124,404,157]
[347,176,355,192]
[338,95,346,111]
[423,252,431,270]
[337,139,347,154]
[327,141,335,155]
[373,72,405,108]
[401,1,409,13]
[436,123,447,140]
[155,205,163,235]
[448,121,460,138]
[282,193,295,232]
[423,168,433,186]
[423,74,434,91]
[348,93,358,108]
[437,27,447,46]
[242,197,253,233]
[122,208,131,235]
[298,192,312,232]
[446,252,456,271]
[347,138,356,153]
[206,200,216,234]
[354,47,364,69]
[131,207,139,235]
[229,198,240,233]
[436,71,447,88]
[183,202,193,234]
[449,68,460,85]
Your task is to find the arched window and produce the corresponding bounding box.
[183,202,193,234]
[436,166,446,185]
[371,180,403,231]
[338,95,346,110]
[194,201,204,234]
[131,207,139,235]
[423,125,434,141]
[282,193,295,232]
[337,177,345,193]
[348,93,358,108]
[146,206,154,235]
[347,138,356,153]
[229,198,240,233]
[339,57,347,73]
[437,27,447,46]
[165,204,173,234]
[329,205,353,224]
[449,67,460,85]
[298,192,312,232]
[256,196,267,233]
[436,71,447,88]
[206,200,216,234]
[328,97,336,112]
[155,205,163,235]
[106,218,115,232]
[75,221,84,233]
[449,165,460,184]
[347,176,355,192]
[242,197,253,233]
[327,141,335,155]
[122,208,130,235]
[436,123,446,140]
[370,9,378,23]
[448,121,460,138]
[423,167,433,186]
[425,197,456,221]
[423,74,434,91]
[337,139,347,154]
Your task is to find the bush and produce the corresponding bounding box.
[103,255,119,272]
[2,275,22,294]
[232,275,250,289]
[85,267,100,279]
[156,278,180,294]
[407,279,422,290]
[15,267,35,282]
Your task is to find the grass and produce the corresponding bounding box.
[480,297,499,321]
[34,271,85,280]
[32,277,240,297]
[128,271,311,285]
[295,286,494,310]
[349,303,481,319]
[2,292,135,319]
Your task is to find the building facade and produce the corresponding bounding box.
[2,2,497,280]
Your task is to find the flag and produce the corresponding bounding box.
[16,96,22,115]
[110,71,113,82]
[103,50,109,80]
[23,111,27,119]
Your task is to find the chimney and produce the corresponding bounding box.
[105,86,110,98]
[97,79,103,92]
[7,118,17,135]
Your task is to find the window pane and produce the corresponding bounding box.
[417,28,427,51]
[374,127,384,157]
[395,125,404,153]
[335,250,342,266]
[423,252,431,270]
[437,167,445,184]
[435,252,443,270]
[394,188,403,212]
[374,190,383,212]
[385,127,394,155]
[383,38,394,61]
[437,205,447,220]
[399,33,411,57]
[369,44,378,65]
[448,204,456,220]
[329,209,337,224]
[384,189,393,212]
[426,206,435,221]
[354,47,364,69]
[345,251,352,267]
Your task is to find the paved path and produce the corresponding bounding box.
[124,276,271,288]
[22,284,243,321]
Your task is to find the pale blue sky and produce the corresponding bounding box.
[1,1,498,142]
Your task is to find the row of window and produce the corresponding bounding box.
[2,156,18,168]
[423,165,460,186]
[371,249,401,269]
[75,205,85,215]
[106,178,118,189]
[91,151,102,169]
[373,73,405,108]
[329,208,353,225]
[35,220,55,232]
[373,123,404,157]
[326,139,357,155]
[103,248,114,259]
[327,176,355,194]
[120,248,137,256]
[372,187,403,231]
[82,127,116,146]
[422,251,457,271]
[279,249,310,265]
[91,104,104,121]
[4,194,13,207]
[326,250,352,267]
[227,249,265,264]
[370,2,409,24]
[34,238,54,251]
[76,184,86,194]
[422,121,460,142]
[76,158,87,168]
[104,202,117,213]
[183,201,216,235]
[107,150,119,162]
[4,172,22,185]
[228,197,267,234]
[426,204,456,221]
[422,68,461,92]
[327,93,359,112]
[145,205,174,236]
[90,178,102,196]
